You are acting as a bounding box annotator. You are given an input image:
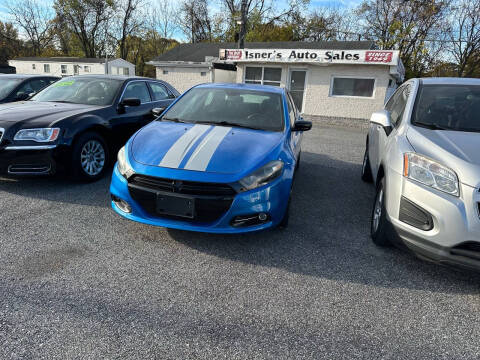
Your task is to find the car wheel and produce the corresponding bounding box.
[71,132,109,182]
[371,177,390,247]
[279,197,290,229]
[361,148,373,183]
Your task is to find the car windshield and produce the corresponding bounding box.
[0,78,22,100]
[412,84,480,132]
[31,77,123,106]
[161,87,285,132]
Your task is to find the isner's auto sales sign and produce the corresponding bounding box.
[219,49,399,66]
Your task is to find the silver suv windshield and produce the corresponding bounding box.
[412,84,480,132]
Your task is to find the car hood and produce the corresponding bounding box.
[407,126,480,187]
[131,121,284,175]
[0,101,101,127]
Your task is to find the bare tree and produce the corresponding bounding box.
[5,0,55,55]
[356,0,450,77]
[54,0,115,58]
[149,0,178,39]
[178,0,213,43]
[447,0,480,77]
[115,0,144,60]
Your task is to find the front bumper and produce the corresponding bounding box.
[385,168,480,270]
[0,146,67,176]
[109,165,291,233]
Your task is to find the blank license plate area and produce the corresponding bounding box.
[156,192,195,219]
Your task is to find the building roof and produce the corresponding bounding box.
[11,57,107,64]
[151,41,376,63]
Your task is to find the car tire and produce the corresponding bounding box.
[371,177,390,247]
[361,148,374,183]
[295,151,301,171]
[71,132,109,182]
[279,197,290,229]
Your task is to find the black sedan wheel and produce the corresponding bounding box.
[72,132,109,182]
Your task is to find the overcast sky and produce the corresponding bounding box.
[0,0,363,42]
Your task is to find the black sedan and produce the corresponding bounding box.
[0,75,59,103]
[0,75,179,181]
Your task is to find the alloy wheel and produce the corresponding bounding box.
[372,188,384,233]
[80,140,106,176]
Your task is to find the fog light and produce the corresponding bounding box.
[111,195,132,213]
[231,213,270,227]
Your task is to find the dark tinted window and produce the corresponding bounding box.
[385,85,409,126]
[0,78,22,99]
[123,81,151,104]
[412,84,480,132]
[149,82,170,101]
[162,88,284,132]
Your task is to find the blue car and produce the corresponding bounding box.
[110,83,312,233]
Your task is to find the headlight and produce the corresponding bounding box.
[239,160,284,191]
[117,146,135,178]
[14,128,60,142]
[404,153,459,196]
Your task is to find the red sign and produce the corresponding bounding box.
[226,50,242,60]
[365,51,393,63]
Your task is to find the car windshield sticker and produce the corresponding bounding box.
[53,80,75,87]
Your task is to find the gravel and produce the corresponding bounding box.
[1,124,479,359]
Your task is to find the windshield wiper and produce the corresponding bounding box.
[195,120,262,130]
[413,122,450,131]
[160,117,189,123]
[51,100,76,104]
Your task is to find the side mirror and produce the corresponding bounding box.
[370,110,393,135]
[292,119,312,132]
[121,98,141,107]
[168,93,176,99]
[152,107,166,117]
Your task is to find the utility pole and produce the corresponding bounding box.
[238,0,247,49]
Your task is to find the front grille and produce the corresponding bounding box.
[128,175,236,223]
[0,128,4,144]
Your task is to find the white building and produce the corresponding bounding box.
[147,41,404,120]
[8,57,136,78]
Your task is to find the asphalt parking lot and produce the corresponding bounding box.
[1,124,479,359]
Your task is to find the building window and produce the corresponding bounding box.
[201,71,207,76]
[162,70,168,75]
[245,66,281,86]
[84,66,90,73]
[43,64,50,73]
[330,77,375,98]
[123,67,129,76]
[32,64,36,70]
[61,65,68,74]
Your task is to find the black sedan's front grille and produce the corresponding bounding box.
[128,175,236,223]
[0,128,4,145]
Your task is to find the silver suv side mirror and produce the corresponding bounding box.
[370,110,393,135]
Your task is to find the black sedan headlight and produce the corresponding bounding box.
[14,128,60,142]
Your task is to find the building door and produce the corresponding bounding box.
[288,70,306,112]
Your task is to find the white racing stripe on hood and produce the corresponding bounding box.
[184,126,232,171]
[159,124,211,168]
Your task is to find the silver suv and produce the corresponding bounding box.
[362,78,480,270]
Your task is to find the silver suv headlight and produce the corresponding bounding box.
[117,146,135,179]
[404,153,459,196]
[239,160,284,192]
[14,128,60,142]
